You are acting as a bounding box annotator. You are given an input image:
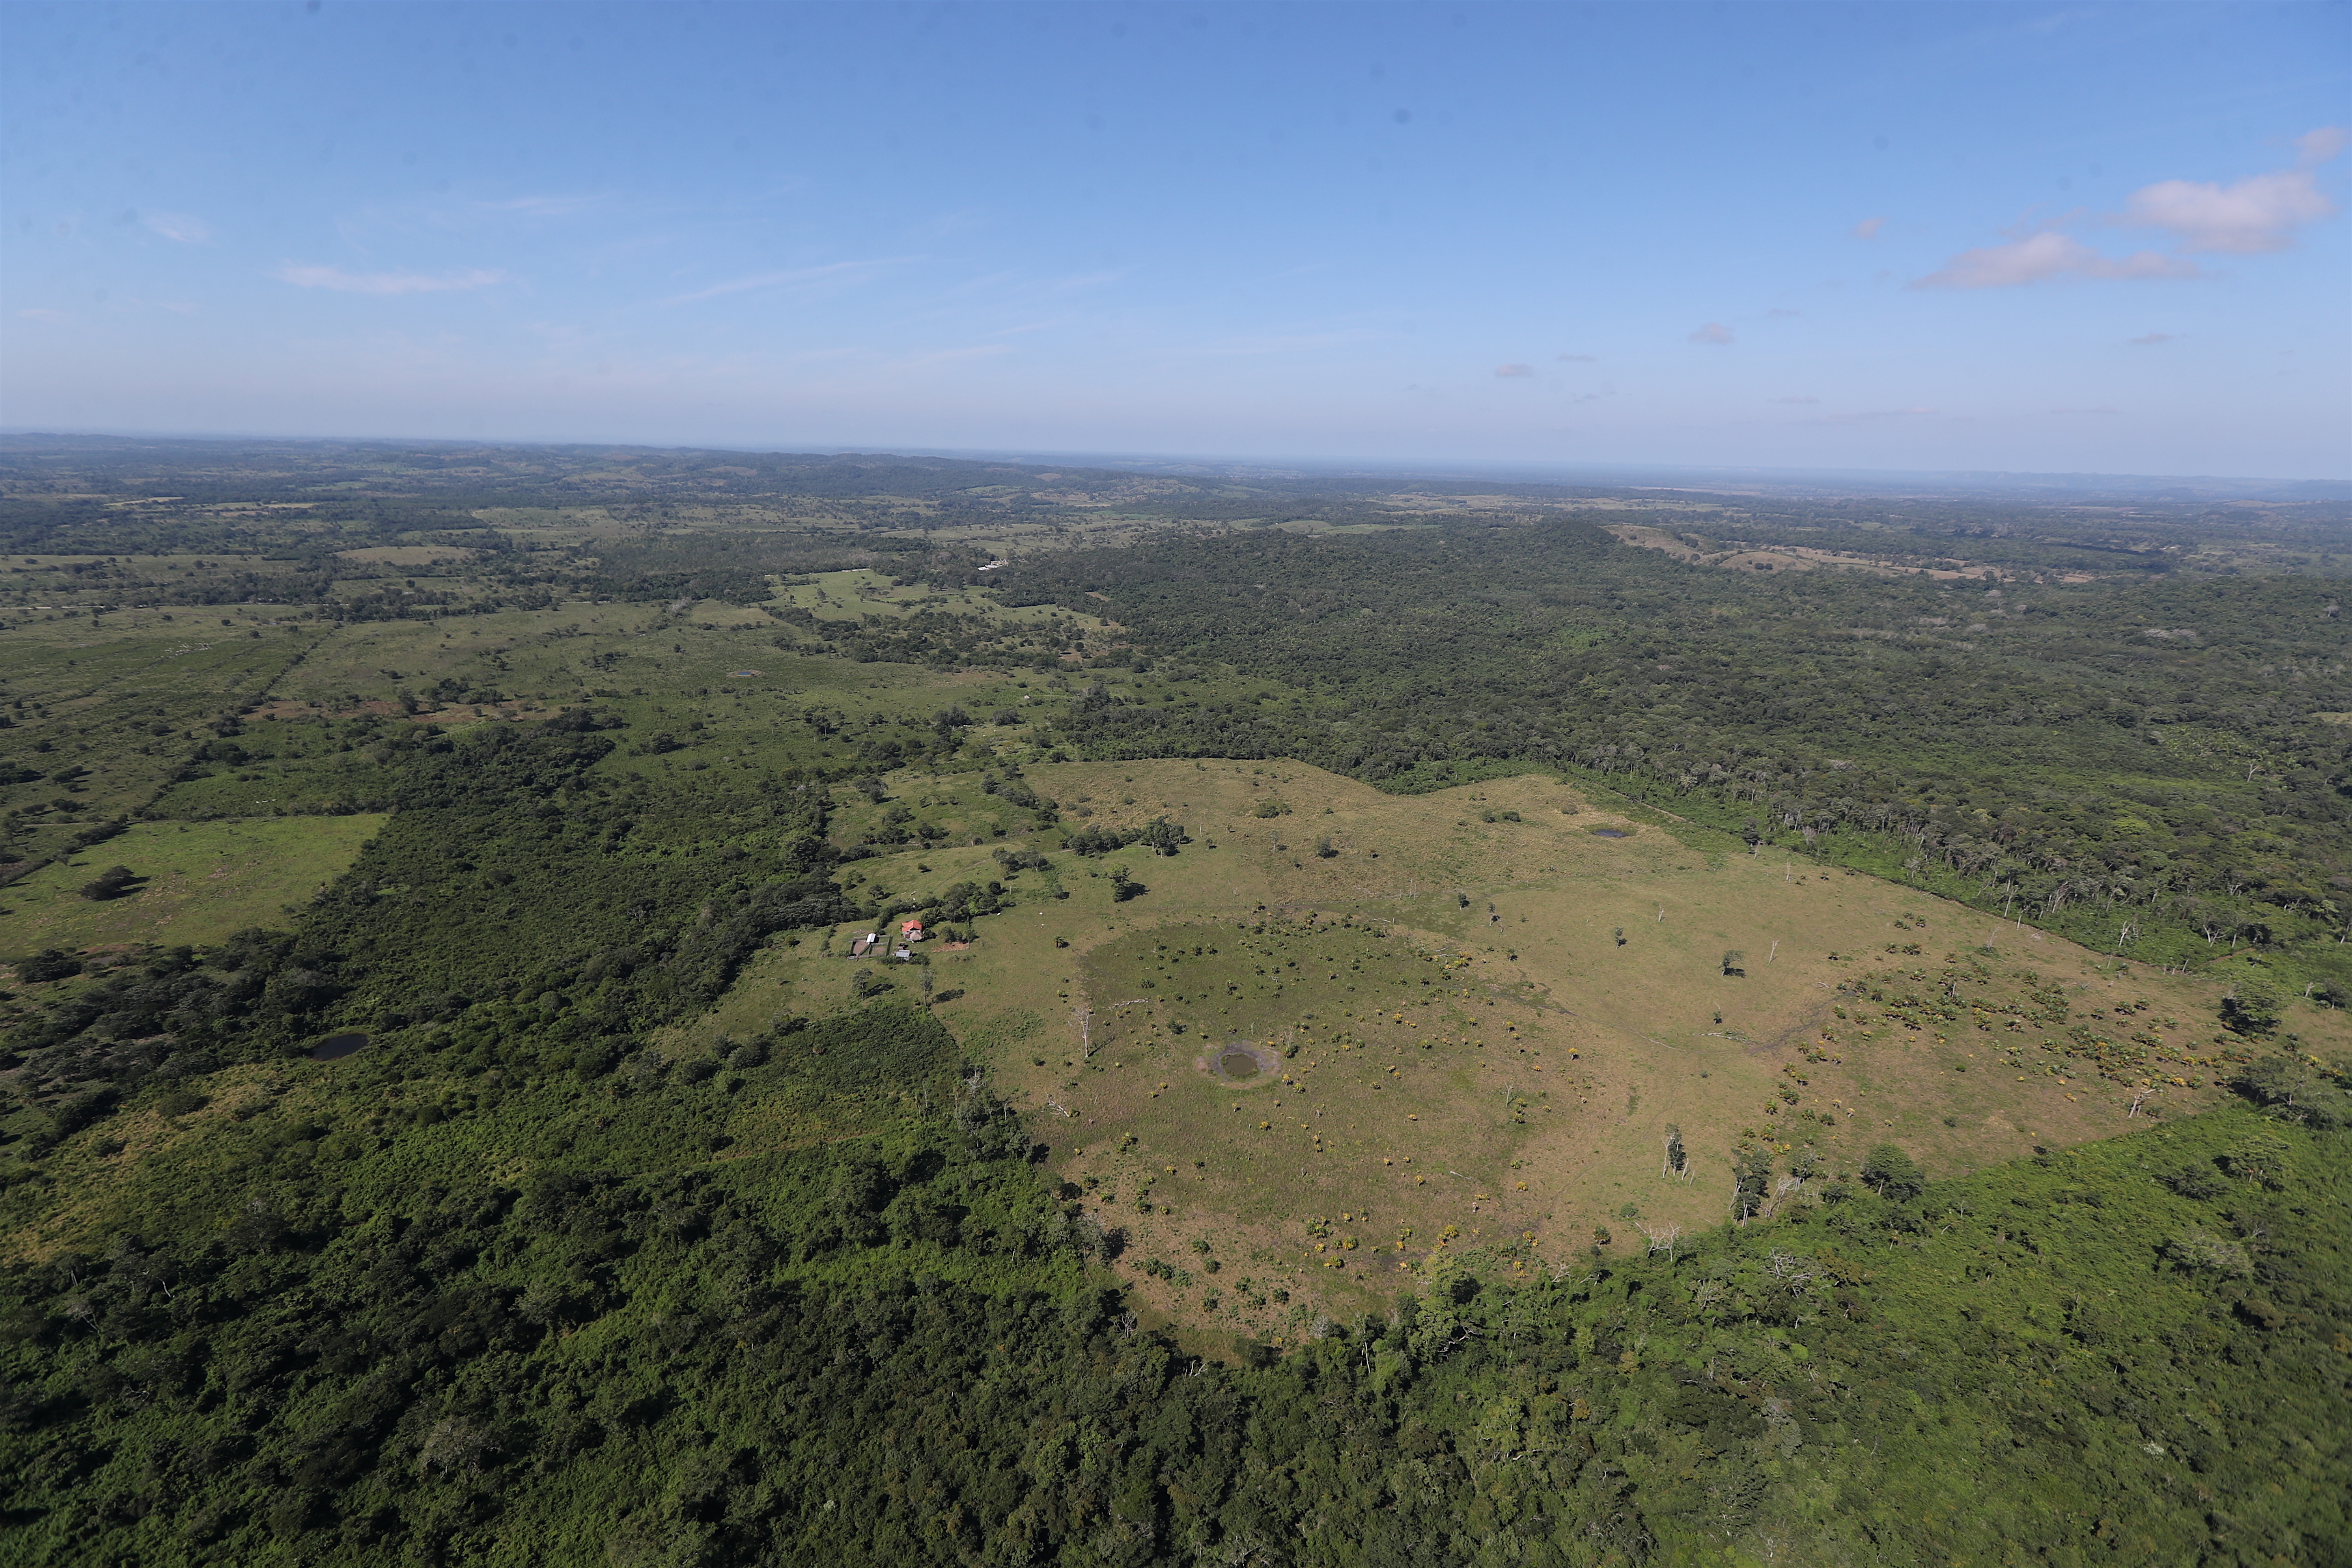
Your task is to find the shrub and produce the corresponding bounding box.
[2159,1164,2226,1200]
[2234,1055,2351,1129]
[16,950,82,984]
[77,865,138,901]
[2160,1229,2252,1277]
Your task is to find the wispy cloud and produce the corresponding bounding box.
[2299,125,2349,167]
[659,258,917,306]
[2129,332,2174,345]
[1911,232,2199,289]
[477,193,606,217]
[1766,307,1801,318]
[1493,363,1534,377]
[1044,269,1125,297]
[1689,322,1734,345]
[1773,394,1820,404]
[1556,352,1597,362]
[143,212,212,244]
[17,308,67,321]
[273,263,508,295]
[880,344,1016,374]
[1851,216,1885,240]
[1182,328,1384,358]
[1807,406,1936,425]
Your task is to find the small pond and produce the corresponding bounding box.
[1216,1048,1262,1080]
[310,1032,369,1061]
[1589,827,1632,839]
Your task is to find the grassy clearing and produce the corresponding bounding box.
[654,756,2352,1342]
[0,815,386,962]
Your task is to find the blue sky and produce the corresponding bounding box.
[5,1,2346,479]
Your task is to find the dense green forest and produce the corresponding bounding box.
[1,439,2347,1564]
[5,996,2344,1565]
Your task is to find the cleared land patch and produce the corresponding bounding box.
[880,760,2323,1336]
[643,753,2346,1341]
[0,815,386,962]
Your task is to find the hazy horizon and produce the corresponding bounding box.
[11,425,2348,501]
[6,2,2347,479]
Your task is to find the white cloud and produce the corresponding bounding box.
[1910,232,2199,289]
[1689,321,1734,345]
[143,213,212,244]
[2119,168,2335,254]
[1493,363,1533,377]
[1918,130,2345,288]
[273,263,508,295]
[1851,216,1885,240]
[2130,332,2174,345]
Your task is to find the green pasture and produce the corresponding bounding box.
[0,814,385,962]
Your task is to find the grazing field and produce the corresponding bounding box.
[647,756,2344,1339]
[0,816,385,960]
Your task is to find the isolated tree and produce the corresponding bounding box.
[1732,1147,1774,1222]
[1138,816,1187,856]
[1613,926,1627,947]
[1721,949,1746,977]
[1662,1124,1687,1177]
[2220,978,2283,1035]
[78,865,137,901]
[1860,1143,1926,1202]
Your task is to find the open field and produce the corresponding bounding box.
[0,816,385,962]
[647,755,2349,1341]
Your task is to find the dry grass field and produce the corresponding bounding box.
[25,633,2323,1359]
[665,757,2350,1348]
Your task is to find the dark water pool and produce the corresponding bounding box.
[1217,1049,1261,1079]
[1590,827,1631,839]
[310,1032,369,1061]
